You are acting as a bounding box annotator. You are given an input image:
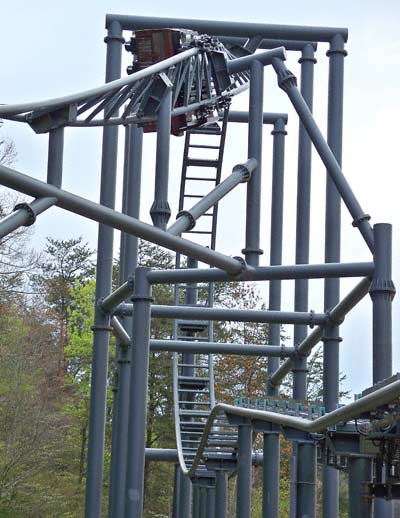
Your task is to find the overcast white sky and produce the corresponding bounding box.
[1,0,399,397]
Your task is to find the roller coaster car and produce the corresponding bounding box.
[125,28,220,136]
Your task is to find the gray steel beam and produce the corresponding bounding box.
[236,424,252,518]
[168,159,256,236]
[150,339,296,356]
[218,35,317,52]
[322,34,346,518]
[85,19,123,518]
[150,88,172,229]
[227,47,286,73]
[101,261,373,314]
[0,164,244,274]
[348,457,373,518]
[0,126,64,238]
[192,484,200,518]
[272,58,374,251]
[270,277,371,387]
[105,14,348,42]
[125,268,152,517]
[227,110,288,125]
[117,303,327,326]
[243,59,264,266]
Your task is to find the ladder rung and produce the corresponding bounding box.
[186,176,217,181]
[178,363,210,368]
[189,144,220,149]
[186,158,220,168]
[183,194,203,199]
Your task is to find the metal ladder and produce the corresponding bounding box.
[173,108,239,484]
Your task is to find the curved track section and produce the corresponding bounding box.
[0,40,251,129]
[179,378,400,477]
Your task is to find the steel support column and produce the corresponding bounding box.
[150,88,172,229]
[264,116,286,518]
[215,471,228,518]
[323,33,346,518]
[172,465,181,518]
[348,457,373,518]
[192,484,200,518]
[110,124,143,518]
[243,59,264,266]
[297,442,316,518]
[206,486,216,518]
[237,424,252,518]
[291,42,316,518]
[85,19,123,518]
[178,472,192,518]
[125,267,152,517]
[370,223,395,517]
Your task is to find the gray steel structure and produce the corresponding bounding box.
[0,13,397,518]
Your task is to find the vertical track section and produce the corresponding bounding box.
[173,108,239,488]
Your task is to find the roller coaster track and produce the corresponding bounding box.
[0,40,253,130]
[176,377,400,478]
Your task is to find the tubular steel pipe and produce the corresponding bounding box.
[370,224,395,518]
[125,268,152,517]
[236,424,253,518]
[206,487,216,518]
[101,261,373,315]
[291,42,316,518]
[178,473,191,518]
[218,35,317,52]
[0,164,245,274]
[370,224,395,384]
[167,159,256,236]
[215,471,228,518]
[296,442,316,517]
[243,59,264,266]
[85,20,122,518]
[0,126,64,239]
[110,124,143,518]
[146,261,374,285]
[150,339,296,356]
[105,14,348,42]
[272,58,374,252]
[227,110,288,125]
[348,457,373,518]
[270,277,371,387]
[116,303,327,326]
[227,47,286,73]
[172,465,180,518]
[263,116,286,518]
[323,33,346,518]
[150,88,172,229]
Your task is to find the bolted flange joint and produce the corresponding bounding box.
[352,213,371,228]
[13,202,36,226]
[176,210,196,230]
[231,256,248,275]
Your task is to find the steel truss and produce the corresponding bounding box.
[0,13,397,518]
